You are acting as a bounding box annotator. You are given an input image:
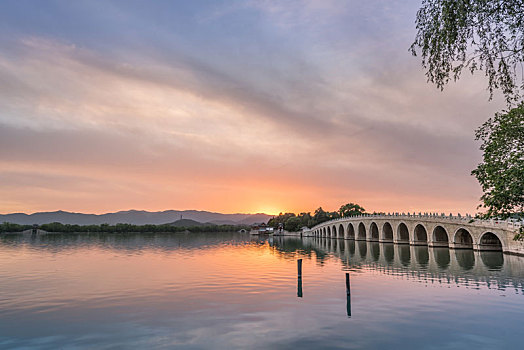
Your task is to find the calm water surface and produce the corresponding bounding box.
[1,232,524,349]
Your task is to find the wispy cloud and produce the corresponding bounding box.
[0,1,506,214]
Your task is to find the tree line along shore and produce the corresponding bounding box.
[0,222,250,234]
[1,203,367,234]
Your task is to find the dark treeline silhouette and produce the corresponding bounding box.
[267,203,368,232]
[0,222,33,233]
[1,222,249,234]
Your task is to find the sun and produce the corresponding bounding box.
[253,206,282,216]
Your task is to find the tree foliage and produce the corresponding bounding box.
[284,216,302,232]
[338,203,366,217]
[313,207,329,224]
[410,0,524,104]
[471,103,524,218]
[0,222,32,233]
[267,213,297,229]
[268,212,314,232]
[267,203,366,231]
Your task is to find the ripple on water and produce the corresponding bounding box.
[1,233,524,349]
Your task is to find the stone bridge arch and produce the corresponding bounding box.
[413,224,428,245]
[396,222,410,244]
[453,228,473,249]
[431,225,449,247]
[369,222,379,242]
[347,223,355,239]
[381,222,394,243]
[357,222,366,241]
[338,224,345,239]
[478,231,503,251]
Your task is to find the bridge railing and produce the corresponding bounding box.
[312,212,523,231]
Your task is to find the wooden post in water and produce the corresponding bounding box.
[297,276,303,298]
[346,272,351,317]
[297,259,303,297]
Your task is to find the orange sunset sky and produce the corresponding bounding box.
[0,1,506,215]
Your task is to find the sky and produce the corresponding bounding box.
[0,0,507,215]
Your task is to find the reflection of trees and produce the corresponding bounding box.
[0,232,250,253]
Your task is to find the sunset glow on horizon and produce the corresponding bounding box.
[0,0,507,216]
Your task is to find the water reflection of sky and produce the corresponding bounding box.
[1,233,523,349]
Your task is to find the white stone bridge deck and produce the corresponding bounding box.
[307,213,524,256]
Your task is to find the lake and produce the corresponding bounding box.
[1,232,523,349]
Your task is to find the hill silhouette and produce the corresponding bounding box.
[168,219,206,227]
[0,210,272,226]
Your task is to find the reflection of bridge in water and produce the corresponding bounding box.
[269,236,524,294]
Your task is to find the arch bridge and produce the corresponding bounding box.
[308,214,524,256]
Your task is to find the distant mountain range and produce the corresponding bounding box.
[0,210,273,226]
